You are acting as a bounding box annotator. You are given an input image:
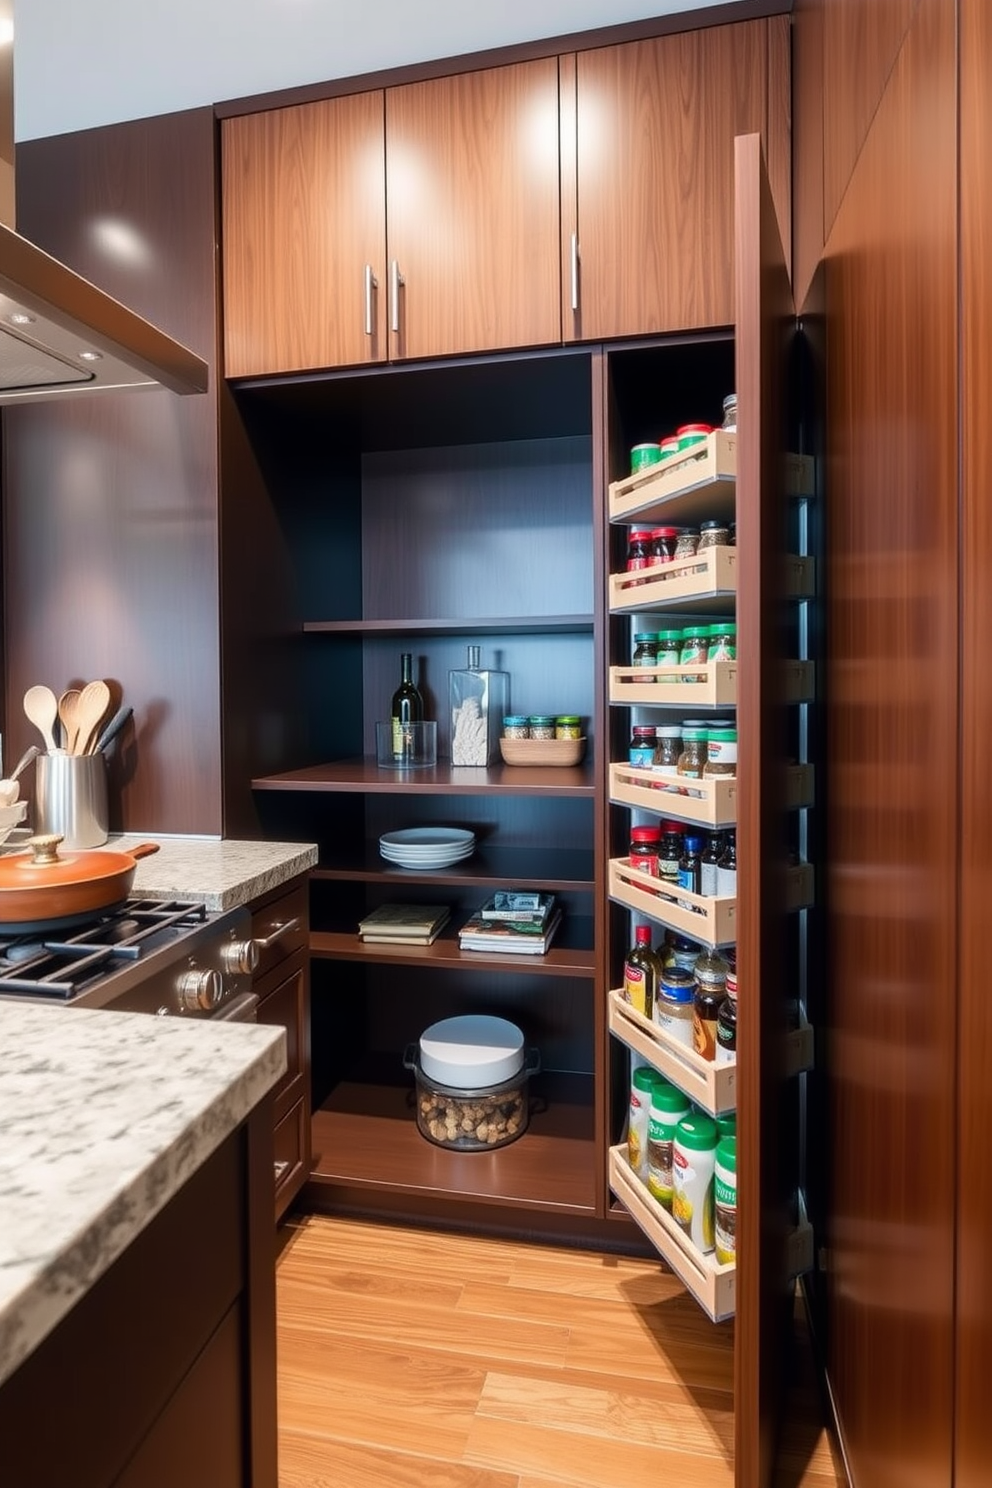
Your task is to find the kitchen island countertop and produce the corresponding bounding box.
[0,1000,285,1388]
[110,833,318,909]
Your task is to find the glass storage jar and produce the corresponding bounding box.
[698,520,730,550]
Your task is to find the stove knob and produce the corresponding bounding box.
[221,938,260,976]
[177,967,223,1011]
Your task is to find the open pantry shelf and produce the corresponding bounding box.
[302,614,594,635]
[253,758,595,797]
[608,990,736,1116]
[309,1071,598,1216]
[609,545,737,613]
[608,1145,736,1322]
[312,843,594,890]
[609,660,738,708]
[608,431,738,526]
[310,924,595,978]
[609,762,738,828]
[609,857,737,947]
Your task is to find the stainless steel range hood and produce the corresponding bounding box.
[0,7,207,405]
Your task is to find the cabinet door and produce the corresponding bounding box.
[384,59,562,360]
[222,92,387,376]
[571,23,769,340]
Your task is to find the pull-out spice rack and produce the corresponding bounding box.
[608,989,737,1116]
[609,659,738,708]
[609,762,738,828]
[608,549,814,614]
[608,857,737,947]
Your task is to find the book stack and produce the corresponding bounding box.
[458,891,562,956]
[358,903,451,946]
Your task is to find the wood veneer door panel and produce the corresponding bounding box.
[222,92,387,376]
[384,59,562,361]
[733,132,795,1488]
[956,0,992,1481]
[572,22,768,341]
[822,1,958,1482]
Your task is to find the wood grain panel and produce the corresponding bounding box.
[221,91,387,376]
[765,13,793,287]
[822,0,916,241]
[6,110,222,835]
[573,22,769,340]
[821,2,958,1483]
[733,132,795,1488]
[385,59,562,361]
[956,0,992,1481]
[791,0,824,313]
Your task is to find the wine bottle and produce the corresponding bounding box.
[391,653,424,762]
[623,924,663,1022]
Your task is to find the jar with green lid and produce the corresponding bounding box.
[672,1112,719,1252]
[698,519,730,550]
[677,725,708,778]
[704,727,737,776]
[679,625,709,682]
[714,1135,737,1263]
[660,435,681,461]
[503,715,530,739]
[646,1082,691,1208]
[707,623,737,662]
[632,633,658,679]
[528,715,556,740]
[555,715,581,740]
[654,967,695,1048]
[656,628,682,669]
[628,1065,659,1180]
[716,1111,737,1141]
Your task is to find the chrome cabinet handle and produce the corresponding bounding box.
[254,916,301,951]
[570,233,579,313]
[364,263,377,336]
[390,259,404,334]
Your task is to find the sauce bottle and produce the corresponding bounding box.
[623,926,663,1021]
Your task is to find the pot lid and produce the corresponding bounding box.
[0,834,159,887]
[419,1014,524,1089]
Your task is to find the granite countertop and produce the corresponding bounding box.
[109,835,318,910]
[0,1000,286,1389]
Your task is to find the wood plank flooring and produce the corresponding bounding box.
[275,1214,845,1488]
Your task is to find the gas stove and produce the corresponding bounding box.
[0,897,261,1020]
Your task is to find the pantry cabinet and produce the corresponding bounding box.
[221,58,562,376]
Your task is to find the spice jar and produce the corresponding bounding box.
[673,1113,719,1252]
[704,727,737,776]
[660,436,681,461]
[721,394,737,432]
[629,824,661,876]
[528,716,556,740]
[656,628,682,668]
[555,715,581,740]
[698,519,730,550]
[693,948,729,1062]
[666,932,701,973]
[674,528,700,560]
[654,968,695,1048]
[503,715,530,739]
[650,527,679,566]
[647,1082,691,1208]
[707,623,737,662]
[653,725,682,783]
[716,970,737,1064]
[632,633,658,678]
[677,725,708,778]
[679,626,710,682]
[676,423,712,451]
[626,528,654,572]
[714,1136,737,1263]
[628,1065,658,1179]
[630,443,662,473]
[628,725,658,767]
[658,824,684,885]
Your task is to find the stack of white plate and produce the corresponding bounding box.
[379,826,475,870]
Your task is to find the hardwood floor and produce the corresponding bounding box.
[275,1214,845,1488]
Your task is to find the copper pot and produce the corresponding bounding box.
[0,834,161,930]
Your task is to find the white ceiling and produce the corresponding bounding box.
[13,0,729,141]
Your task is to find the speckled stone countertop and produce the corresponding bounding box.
[108,834,318,910]
[0,1000,286,1389]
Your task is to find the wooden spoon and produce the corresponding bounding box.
[58,688,82,754]
[74,680,112,756]
[23,684,60,753]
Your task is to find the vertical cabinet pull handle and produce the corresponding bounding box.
[364,264,377,336]
[570,234,580,313]
[390,259,404,334]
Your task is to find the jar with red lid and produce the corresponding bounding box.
[628,725,658,767]
[676,423,712,451]
[629,824,661,876]
[650,527,679,566]
[626,529,654,572]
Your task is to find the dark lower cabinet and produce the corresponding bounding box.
[0,1109,277,1488]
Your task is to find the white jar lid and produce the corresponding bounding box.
[419,1014,525,1088]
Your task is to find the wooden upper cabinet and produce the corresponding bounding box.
[222,92,387,377]
[568,21,773,340]
[385,59,562,361]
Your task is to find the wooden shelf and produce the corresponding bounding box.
[310,920,595,977]
[608,990,737,1116]
[253,757,595,796]
[609,762,738,828]
[608,431,738,527]
[312,843,594,890]
[309,1071,597,1215]
[610,660,738,708]
[609,545,737,614]
[608,1146,736,1322]
[303,614,594,635]
[609,857,737,948]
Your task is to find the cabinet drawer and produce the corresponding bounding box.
[251,880,308,979]
[274,1098,308,1221]
[256,958,306,1117]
